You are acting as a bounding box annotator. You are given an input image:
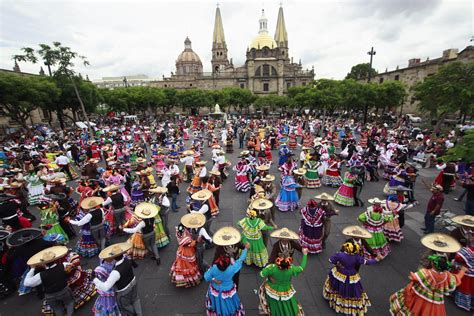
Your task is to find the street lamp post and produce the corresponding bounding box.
[363,47,376,124]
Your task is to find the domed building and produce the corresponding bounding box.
[154,5,314,96]
[175,37,203,76]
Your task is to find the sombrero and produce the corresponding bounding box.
[181,212,206,229]
[183,150,194,156]
[99,242,132,260]
[136,158,147,164]
[88,159,99,164]
[106,156,116,162]
[149,186,168,194]
[209,170,221,176]
[213,226,241,246]
[270,227,299,240]
[102,184,120,192]
[4,182,22,189]
[134,202,159,219]
[27,246,68,267]
[261,174,275,182]
[212,144,221,149]
[342,225,373,239]
[191,189,212,201]
[251,198,273,210]
[6,228,43,247]
[315,193,334,201]
[452,215,474,228]
[239,150,250,156]
[421,233,461,253]
[255,185,264,194]
[196,160,207,166]
[10,168,23,173]
[368,197,384,204]
[81,196,104,210]
[256,165,270,171]
[293,168,306,175]
[140,169,152,176]
[49,178,67,184]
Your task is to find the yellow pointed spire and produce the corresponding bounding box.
[274,5,288,47]
[213,5,226,44]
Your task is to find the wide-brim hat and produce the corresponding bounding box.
[181,212,206,228]
[342,225,373,239]
[88,158,99,164]
[421,233,461,253]
[452,215,474,228]
[213,226,241,246]
[270,227,299,240]
[302,146,311,151]
[149,186,168,194]
[191,189,212,201]
[251,198,273,210]
[196,161,207,166]
[136,158,147,164]
[106,156,116,162]
[140,169,151,176]
[81,196,104,210]
[256,165,270,171]
[315,192,334,201]
[183,150,194,156]
[217,150,225,155]
[6,228,43,247]
[368,197,384,204]
[261,174,275,182]
[239,150,250,156]
[99,242,132,260]
[27,245,68,267]
[293,168,307,175]
[102,184,121,192]
[209,170,221,176]
[10,168,23,173]
[0,230,10,241]
[4,181,23,189]
[212,144,221,149]
[49,177,67,184]
[44,193,67,201]
[135,202,159,218]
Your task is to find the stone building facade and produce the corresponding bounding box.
[150,6,314,95]
[363,46,474,111]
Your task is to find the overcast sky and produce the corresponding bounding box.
[0,0,472,80]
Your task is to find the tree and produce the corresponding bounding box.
[414,61,474,130]
[0,72,59,127]
[345,63,377,80]
[375,81,406,114]
[219,88,256,113]
[443,130,474,162]
[254,95,290,114]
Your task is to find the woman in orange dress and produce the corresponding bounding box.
[170,224,202,288]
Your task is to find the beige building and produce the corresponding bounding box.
[93,74,153,89]
[149,6,314,95]
[365,46,474,111]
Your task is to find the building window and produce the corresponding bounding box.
[287,82,291,89]
[271,67,277,76]
[302,82,306,86]
[255,67,261,76]
[42,108,50,119]
[263,83,269,91]
[240,83,245,89]
[190,84,193,87]
[379,77,384,83]
[394,75,400,81]
[263,65,270,76]
[164,84,167,88]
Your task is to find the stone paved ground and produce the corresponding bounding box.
[1,142,470,316]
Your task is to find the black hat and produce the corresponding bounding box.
[6,228,43,247]
[0,194,15,204]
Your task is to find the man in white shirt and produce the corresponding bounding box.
[180,153,195,182]
[55,152,73,180]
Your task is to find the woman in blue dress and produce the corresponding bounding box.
[204,245,249,316]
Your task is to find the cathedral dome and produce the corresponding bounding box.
[250,33,277,50]
[177,37,202,63]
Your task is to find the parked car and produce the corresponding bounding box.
[406,113,422,123]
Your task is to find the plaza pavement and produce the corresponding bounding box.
[1,142,470,316]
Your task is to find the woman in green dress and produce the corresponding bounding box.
[259,248,309,316]
[154,208,170,248]
[303,156,321,189]
[237,208,274,267]
[39,200,69,244]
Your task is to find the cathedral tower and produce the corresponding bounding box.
[274,5,289,60]
[211,5,230,73]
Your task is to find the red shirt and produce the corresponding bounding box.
[427,192,444,215]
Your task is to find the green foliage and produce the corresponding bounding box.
[254,94,290,112]
[443,130,474,162]
[345,63,377,80]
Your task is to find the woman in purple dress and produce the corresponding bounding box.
[130,178,144,208]
[93,260,121,316]
[299,199,325,254]
[323,239,379,315]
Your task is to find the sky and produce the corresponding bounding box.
[0,0,472,81]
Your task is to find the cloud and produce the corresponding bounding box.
[0,0,471,81]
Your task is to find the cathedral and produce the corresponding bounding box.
[151,5,314,95]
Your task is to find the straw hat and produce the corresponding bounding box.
[196,161,207,166]
[10,168,23,173]
[293,168,307,175]
[421,233,461,253]
[6,228,43,247]
[452,215,474,228]
[134,202,159,219]
[342,225,373,239]
[183,150,194,156]
[140,169,152,176]
[136,158,147,164]
[270,227,299,240]
[99,242,132,260]
[261,174,275,182]
[191,189,212,201]
[149,186,168,194]
[88,158,99,164]
[239,150,250,156]
[5,182,22,189]
[213,226,241,246]
[251,198,273,210]
[255,185,264,194]
[49,178,67,184]
[212,144,221,149]
[106,156,116,162]
[256,165,270,171]
[27,246,68,267]
[368,197,384,204]
[315,192,334,201]
[209,170,221,176]
[81,196,104,210]
[217,150,225,155]
[102,184,120,192]
[181,212,206,228]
